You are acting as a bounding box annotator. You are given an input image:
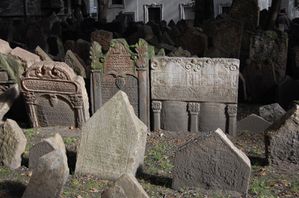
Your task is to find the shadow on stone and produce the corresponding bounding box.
[0,181,26,198]
[136,168,172,188]
[67,150,77,174]
[21,154,28,168]
[248,156,268,166]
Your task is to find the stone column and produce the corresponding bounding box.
[137,69,149,126]
[152,101,162,131]
[188,102,200,133]
[227,104,238,137]
[90,70,102,115]
[23,92,38,127]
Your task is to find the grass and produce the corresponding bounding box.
[63,137,79,146]
[250,178,276,198]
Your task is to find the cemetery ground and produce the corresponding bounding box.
[0,106,299,198]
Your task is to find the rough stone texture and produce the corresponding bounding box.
[75,91,148,180]
[65,50,86,78]
[9,47,41,68]
[259,103,286,123]
[35,46,52,61]
[102,174,149,198]
[29,133,66,169]
[0,39,12,54]
[22,150,69,198]
[21,61,89,128]
[265,105,299,167]
[199,103,226,132]
[0,119,27,169]
[238,114,271,133]
[243,31,288,101]
[172,129,251,197]
[0,53,24,82]
[91,30,113,52]
[0,84,19,120]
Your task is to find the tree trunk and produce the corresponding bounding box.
[97,0,108,23]
[267,0,282,30]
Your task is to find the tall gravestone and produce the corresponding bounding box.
[21,61,89,128]
[76,91,148,180]
[90,39,152,126]
[151,57,239,135]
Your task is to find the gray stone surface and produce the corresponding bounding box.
[0,39,12,54]
[76,91,148,180]
[259,103,286,123]
[0,119,27,169]
[265,105,299,167]
[29,133,66,169]
[0,84,19,120]
[102,174,149,198]
[172,129,251,197]
[238,114,271,133]
[22,150,69,198]
[91,30,113,52]
[9,47,41,68]
[199,102,226,132]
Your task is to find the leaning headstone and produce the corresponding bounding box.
[102,174,149,198]
[0,84,19,120]
[35,46,52,61]
[259,103,286,123]
[172,129,251,197]
[22,150,69,198]
[29,133,66,169]
[238,114,271,133]
[0,39,12,54]
[21,61,89,128]
[64,50,86,78]
[265,104,299,167]
[0,119,27,169]
[91,30,113,52]
[76,91,148,180]
[9,47,41,68]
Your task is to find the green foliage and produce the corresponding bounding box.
[250,178,276,198]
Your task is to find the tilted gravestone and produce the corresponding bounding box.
[172,129,251,197]
[76,91,148,180]
[90,39,152,126]
[22,150,69,198]
[237,114,271,133]
[151,57,239,135]
[20,61,89,128]
[65,50,87,78]
[29,133,66,169]
[0,84,19,120]
[0,119,27,169]
[91,29,113,52]
[265,104,299,167]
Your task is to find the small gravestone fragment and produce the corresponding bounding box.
[76,91,147,180]
[172,129,251,197]
[259,103,286,123]
[65,50,86,78]
[35,46,52,61]
[22,150,69,198]
[0,39,12,54]
[102,174,149,198]
[29,133,66,169]
[238,114,271,133]
[9,47,41,68]
[0,84,19,120]
[91,30,113,52]
[0,119,27,169]
[265,105,299,167]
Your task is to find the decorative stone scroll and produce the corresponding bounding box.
[90,39,152,126]
[21,61,89,128]
[151,57,239,135]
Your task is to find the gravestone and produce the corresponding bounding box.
[91,30,113,52]
[29,133,66,169]
[238,114,271,133]
[265,104,299,167]
[21,61,89,128]
[22,150,69,198]
[102,174,149,198]
[9,47,41,68]
[65,50,87,78]
[0,84,19,120]
[172,129,251,197]
[151,57,239,135]
[0,39,12,54]
[0,119,27,169]
[35,46,52,61]
[90,39,151,126]
[75,91,148,180]
[259,103,286,123]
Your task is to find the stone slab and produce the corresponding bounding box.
[9,47,41,68]
[0,84,19,120]
[259,103,286,123]
[238,114,271,133]
[0,39,12,54]
[75,91,148,180]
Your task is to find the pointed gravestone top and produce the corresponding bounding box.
[238,114,271,133]
[172,128,251,197]
[75,91,148,180]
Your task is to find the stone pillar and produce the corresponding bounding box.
[23,92,38,127]
[227,104,238,137]
[188,102,200,133]
[137,69,149,126]
[152,101,162,131]
[90,70,102,115]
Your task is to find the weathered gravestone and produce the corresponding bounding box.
[0,119,27,169]
[259,103,286,123]
[102,174,149,198]
[265,104,299,167]
[29,133,66,169]
[9,47,41,69]
[35,46,52,61]
[22,150,69,198]
[65,50,87,78]
[90,39,151,126]
[151,57,239,135]
[76,91,148,180]
[91,30,113,52]
[0,84,19,120]
[238,114,271,133]
[21,61,89,128]
[172,129,251,197]
[0,39,12,54]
